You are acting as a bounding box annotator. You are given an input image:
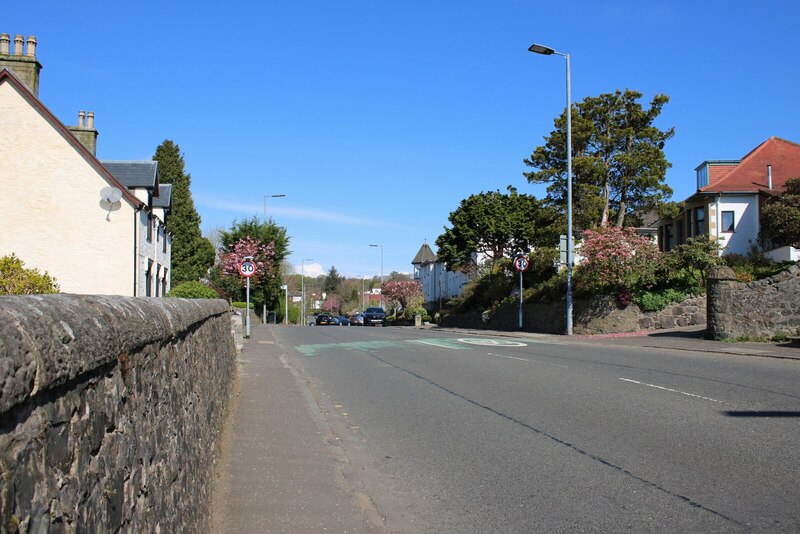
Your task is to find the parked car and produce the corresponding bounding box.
[348,313,364,326]
[363,307,386,327]
[315,314,334,326]
[337,315,350,326]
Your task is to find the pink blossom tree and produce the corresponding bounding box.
[576,225,660,294]
[218,236,276,288]
[381,280,424,315]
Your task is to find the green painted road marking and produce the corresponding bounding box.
[296,340,403,357]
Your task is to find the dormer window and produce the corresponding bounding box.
[696,164,709,189]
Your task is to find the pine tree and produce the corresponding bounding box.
[153,140,215,284]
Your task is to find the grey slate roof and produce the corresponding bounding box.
[411,242,437,265]
[152,184,173,210]
[101,160,158,189]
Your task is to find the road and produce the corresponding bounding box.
[263,325,800,533]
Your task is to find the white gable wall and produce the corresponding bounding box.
[714,194,760,256]
[0,80,136,295]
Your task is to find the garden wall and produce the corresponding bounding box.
[707,264,800,340]
[440,295,706,335]
[0,295,236,533]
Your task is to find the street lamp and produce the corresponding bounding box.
[301,258,314,326]
[263,194,286,222]
[369,244,384,308]
[529,42,573,335]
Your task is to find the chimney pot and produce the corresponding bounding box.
[0,34,9,55]
[87,112,95,129]
[26,36,36,57]
[78,110,85,128]
[13,34,23,56]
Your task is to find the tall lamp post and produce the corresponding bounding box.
[263,194,286,222]
[301,258,314,326]
[528,42,573,336]
[369,244,384,308]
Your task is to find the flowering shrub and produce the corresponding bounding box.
[576,225,660,294]
[218,237,276,284]
[381,280,423,313]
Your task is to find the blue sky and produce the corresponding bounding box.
[7,1,799,278]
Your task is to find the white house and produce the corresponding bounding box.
[656,137,800,262]
[0,34,171,295]
[411,242,471,306]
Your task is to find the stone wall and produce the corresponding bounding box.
[440,295,706,335]
[0,295,237,533]
[707,264,800,340]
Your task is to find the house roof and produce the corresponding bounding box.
[411,242,437,265]
[0,67,143,209]
[152,183,173,210]
[699,137,800,194]
[101,160,158,189]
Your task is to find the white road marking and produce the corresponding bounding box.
[409,339,464,350]
[488,353,530,362]
[457,338,527,347]
[619,378,722,403]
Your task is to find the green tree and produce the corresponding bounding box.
[760,178,800,249]
[210,216,290,312]
[524,89,674,230]
[435,187,557,273]
[323,265,343,293]
[153,140,215,284]
[0,254,59,295]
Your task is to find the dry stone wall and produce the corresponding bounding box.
[707,264,800,340]
[0,295,236,533]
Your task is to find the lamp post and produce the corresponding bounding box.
[369,244,384,308]
[301,258,313,325]
[529,42,573,336]
[263,194,286,223]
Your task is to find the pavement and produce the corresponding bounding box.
[210,321,799,533]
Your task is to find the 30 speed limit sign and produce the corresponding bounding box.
[239,260,257,278]
[513,256,530,272]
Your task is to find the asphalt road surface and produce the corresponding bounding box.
[270,325,800,533]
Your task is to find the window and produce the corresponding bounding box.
[145,260,153,297]
[162,226,168,253]
[687,209,694,237]
[695,207,706,236]
[665,224,674,251]
[722,211,735,232]
[676,220,685,245]
[155,265,161,297]
[146,213,153,242]
[162,269,168,296]
[696,165,709,189]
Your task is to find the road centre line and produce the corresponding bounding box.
[619,378,722,403]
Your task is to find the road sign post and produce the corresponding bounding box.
[240,259,256,338]
[513,255,530,330]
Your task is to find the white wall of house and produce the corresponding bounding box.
[714,195,760,256]
[415,262,470,304]
[0,80,136,295]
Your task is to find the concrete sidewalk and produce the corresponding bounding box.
[211,325,384,534]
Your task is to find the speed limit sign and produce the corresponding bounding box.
[513,256,530,272]
[239,260,256,278]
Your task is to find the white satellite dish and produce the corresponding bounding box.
[99,187,123,219]
[100,186,123,203]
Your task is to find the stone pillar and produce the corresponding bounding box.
[706,265,738,340]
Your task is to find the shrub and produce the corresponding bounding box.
[166,281,219,299]
[575,225,660,294]
[632,288,686,312]
[232,301,255,309]
[0,254,59,295]
[422,314,432,323]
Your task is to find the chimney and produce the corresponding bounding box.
[767,165,773,190]
[68,110,99,156]
[0,33,42,96]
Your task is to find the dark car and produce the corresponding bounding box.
[337,315,350,326]
[315,314,334,326]
[348,313,365,326]
[363,307,386,327]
